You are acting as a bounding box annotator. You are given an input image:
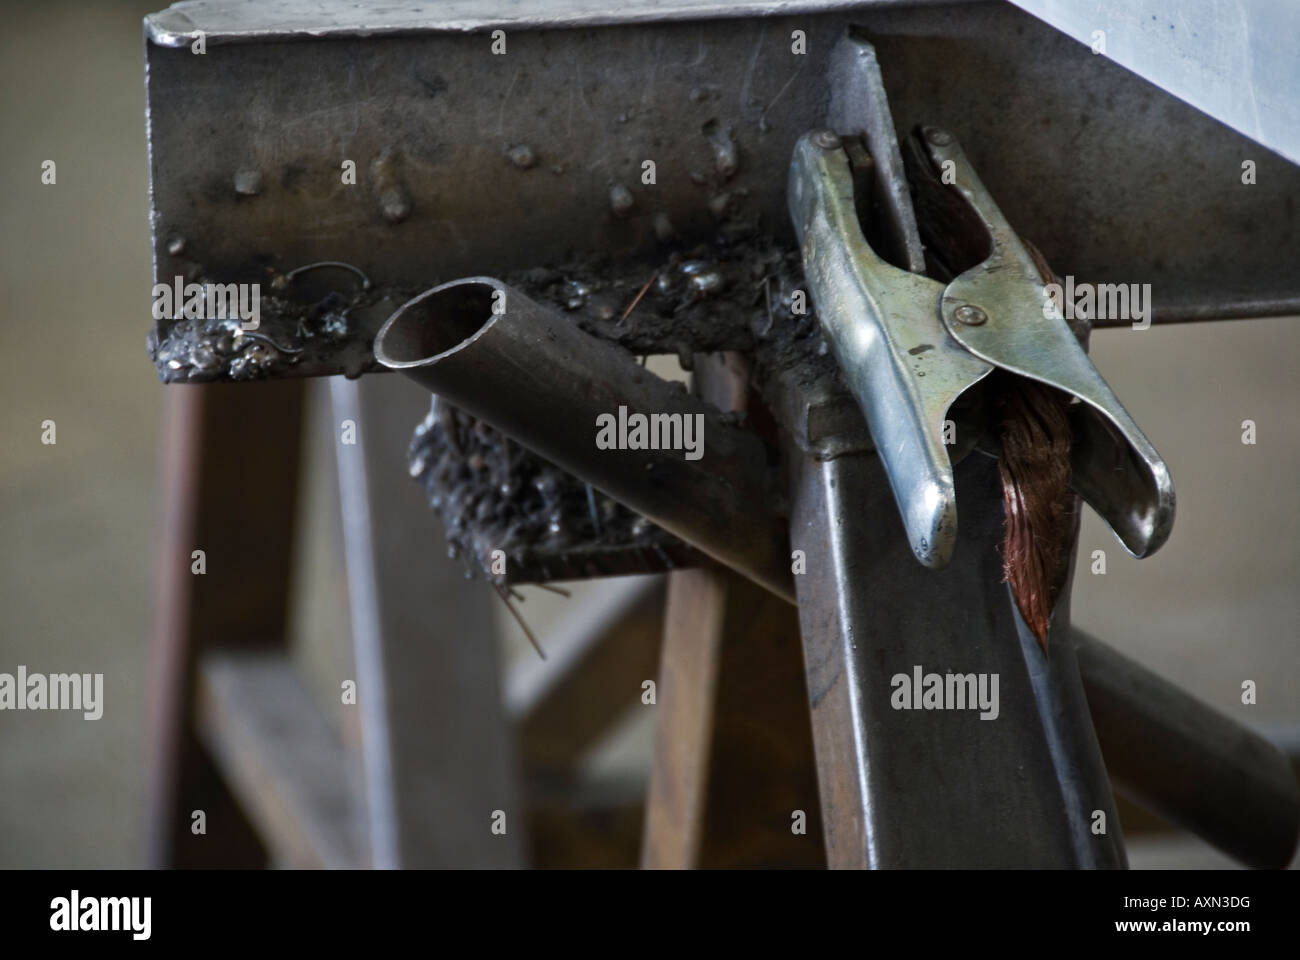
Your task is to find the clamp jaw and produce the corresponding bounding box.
[788,127,1175,569]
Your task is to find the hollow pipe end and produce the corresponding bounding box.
[375,276,508,371]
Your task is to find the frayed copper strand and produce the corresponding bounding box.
[997,379,1074,649]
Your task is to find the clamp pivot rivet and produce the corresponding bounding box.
[925,127,953,147]
[954,304,988,326]
[812,129,842,150]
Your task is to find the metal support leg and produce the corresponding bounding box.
[642,352,823,868]
[642,563,823,868]
[1077,630,1300,869]
[789,447,1125,867]
[332,374,524,868]
[147,380,305,867]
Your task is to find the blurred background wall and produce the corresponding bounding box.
[0,0,1295,868]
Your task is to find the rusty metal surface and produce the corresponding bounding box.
[144,1,1300,385]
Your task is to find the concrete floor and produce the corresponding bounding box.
[0,1,1295,868]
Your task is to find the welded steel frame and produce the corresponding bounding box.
[142,0,1300,868]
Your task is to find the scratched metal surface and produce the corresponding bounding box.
[145,0,958,43]
[144,0,1300,382]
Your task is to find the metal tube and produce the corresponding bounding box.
[1075,630,1300,869]
[374,277,794,602]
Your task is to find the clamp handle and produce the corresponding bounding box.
[921,127,1176,558]
[788,131,993,568]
